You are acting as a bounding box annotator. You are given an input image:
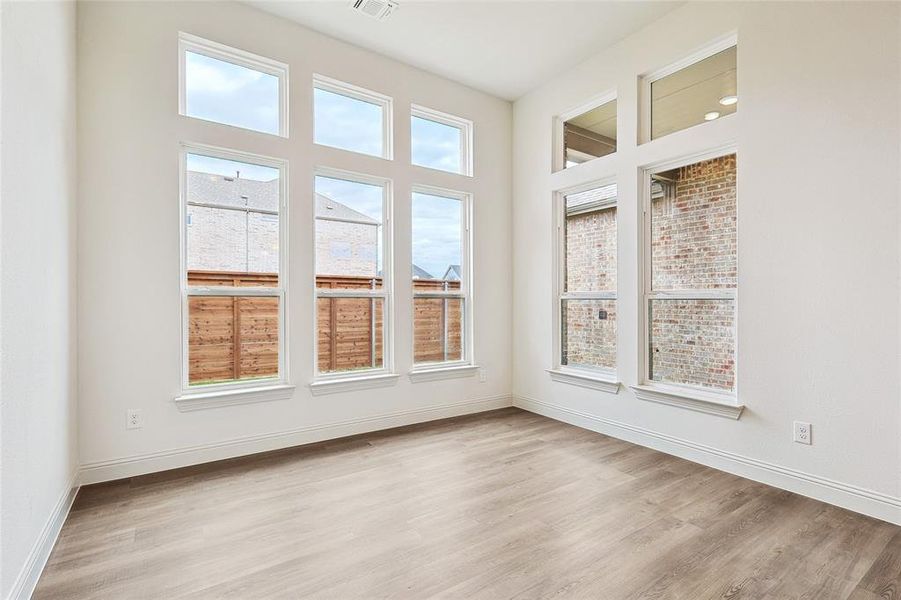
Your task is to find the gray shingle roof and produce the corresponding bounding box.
[315,193,379,225]
[187,171,280,212]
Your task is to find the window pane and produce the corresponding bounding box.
[184,50,280,135]
[651,154,736,291]
[563,99,616,169]
[412,192,462,283]
[649,299,734,391]
[651,46,736,140]
[186,153,280,283]
[413,297,463,364]
[412,115,462,173]
[314,87,384,157]
[317,297,384,374]
[315,175,384,290]
[561,299,616,371]
[564,184,616,293]
[188,295,279,385]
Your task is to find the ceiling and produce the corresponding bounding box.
[245,1,684,101]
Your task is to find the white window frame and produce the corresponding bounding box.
[175,143,291,408]
[638,33,737,144]
[634,146,742,419]
[411,105,474,177]
[547,179,619,393]
[311,167,395,390]
[409,185,474,375]
[313,74,394,160]
[178,32,289,138]
[552,89,617,173]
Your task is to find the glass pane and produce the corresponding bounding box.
[186,154,280,284]
[561,299,616,371]
[414,297,464,365]
[562,99,616,169]
[314,86,384,157]
[188,295,279,386]
[564,184,617,293]
[411,115,462,173]
[317,297,384,374]
[649,299,734,391]
[315,175,384,290]
[184,50,280,135]
[411,192,462,283]
[651,46,736,140]
[651,154,736,291]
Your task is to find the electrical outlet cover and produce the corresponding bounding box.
[793,421,811,445]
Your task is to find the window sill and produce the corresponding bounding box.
[409,364,479,383]
[547,369,620,393]
[309,372,400,396]
[174,383,296,412]
[630,384,744,420]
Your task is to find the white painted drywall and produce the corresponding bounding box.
[76,1,512,479]
[513,1,900,514]
[1,0,78,597]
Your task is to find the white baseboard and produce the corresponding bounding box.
[79,395,512,485]
[514,395,901,526]
[7,472,79,600]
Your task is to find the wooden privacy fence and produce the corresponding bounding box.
[188,271,462,384]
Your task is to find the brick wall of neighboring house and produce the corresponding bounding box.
[563,202,617,369]
[315,219,379,278]
[650,154,737,391]
[187,207,280,274]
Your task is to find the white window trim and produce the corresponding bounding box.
[313,74,394,160]
[550,179,619,392]
[636,145,742,417]
[178,32,289,138]
[411,104,474,177]
[175,142,291,409]
[312,166,395,386]
[638,32,737,144]
[409,184,475,374]
[552,89,617,173]
[409,363,479,383]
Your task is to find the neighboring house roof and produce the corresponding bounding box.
[565,184,617,215]
[443,265,462,281]
[412,264,433,279]
[187,171,280,211]
[315,193,379,225]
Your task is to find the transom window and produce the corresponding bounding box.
[644,153,737,394]
[179,33,288,137]
[557,95,617,171]
[314,171,391,376]
[314,75,392,159]
[411,105,472,176]
[411,188,471,366]
[181,147,287,389]
[557,182,617,375]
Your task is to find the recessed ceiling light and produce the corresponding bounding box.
[719,95,738,106]
[704,111,720,121]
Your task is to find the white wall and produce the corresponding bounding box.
[77,1,512,482]
[0,1,78,597]
[513,2,901,522]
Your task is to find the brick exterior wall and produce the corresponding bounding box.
[187,208,279,274]
[315,219,379,278]
[649,154,736,391]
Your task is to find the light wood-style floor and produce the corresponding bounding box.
[34,408,901,599]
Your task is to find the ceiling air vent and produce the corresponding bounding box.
[349,0,398,22]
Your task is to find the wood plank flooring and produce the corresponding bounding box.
[34,408,901,599]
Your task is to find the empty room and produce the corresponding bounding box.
[2,0,900,598]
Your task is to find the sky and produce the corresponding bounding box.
[185,51,279,135]
[187,153,279,182]
[412,192,462,279]
[411,116,461,174]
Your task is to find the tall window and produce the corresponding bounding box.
[645,153,737,394]
[411,106,472,176]
[557,183,617,376]
[314,172,391,375]
[181,147,286,389]
[179,33,288,137]
[313,75,392,159]
[411,188,471,366]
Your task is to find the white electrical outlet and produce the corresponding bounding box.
[127,409,144,430]
[793,421,811,445]
[479,368,488,383]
